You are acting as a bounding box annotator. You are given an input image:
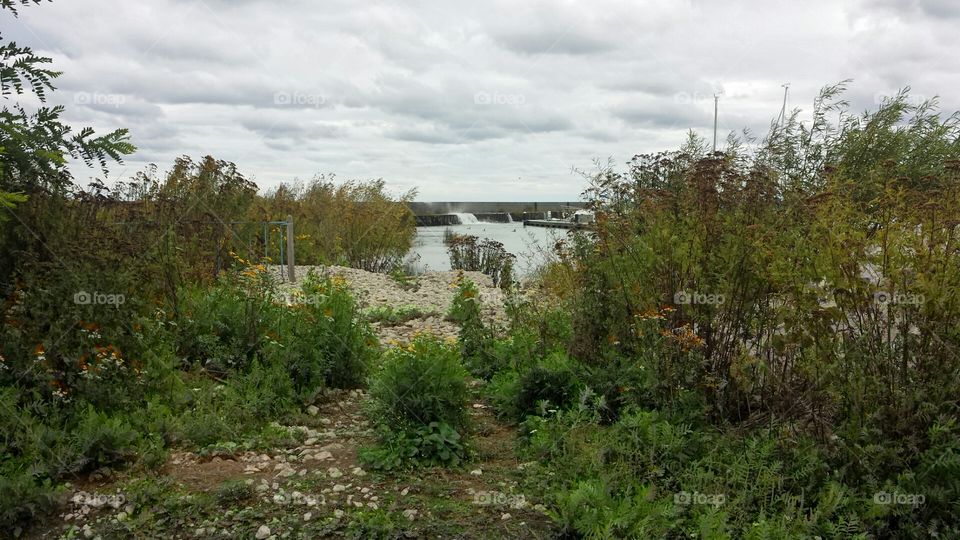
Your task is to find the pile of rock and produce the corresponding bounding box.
[274,265,508,344]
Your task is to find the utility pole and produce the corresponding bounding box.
[712,93,719,153]
[777,83,790,128]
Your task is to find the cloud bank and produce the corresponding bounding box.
[8,0,958,200]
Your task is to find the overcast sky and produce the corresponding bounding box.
[4,0,958,201]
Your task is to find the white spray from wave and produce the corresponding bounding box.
[451,212,479,224]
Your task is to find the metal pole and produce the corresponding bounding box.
[777,83,790,128]
[712,94,719,152]
[286,215,296,283]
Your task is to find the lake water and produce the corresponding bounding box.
[405,222,569,275]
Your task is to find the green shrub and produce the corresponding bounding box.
[446,274,482,325]
[297,271,378,389]
[485,369,521,421]
[174,362,298,450]
[214,479,255,506]
[549,480,678,539]
[446,235,515,288]
[517,406,604,469]
[530,406,947,538]
[223,360,296,420]
[364,305,435,326]
[465,334,535,381]
[514,353,581,420]
[364,336,470,469]
[368,336,469,433]
[603,410,699,488]
[179,269,376,393]
[447,275,509,380]
[177,276,266,373]
[176,380,238,448]
[0,262,159,413]
[178,411,232,449]
[71,406,140,473]
[360,421,468,470]
[581,367,637,426]
[136,398,181,447]
[503,296,573,359]
[0,469,58,534]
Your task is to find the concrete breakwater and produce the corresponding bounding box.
[410,201,582,215]
[414,211,555,226]
[410,202,584,226]
[408,201,584,214]
[474,212,512,223]
[414,214,461,226]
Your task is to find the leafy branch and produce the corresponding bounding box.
[0,41,61,101]
[0,0,49,16]
[0,0,134,195]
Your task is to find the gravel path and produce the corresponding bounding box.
[48,390,553,539]
[274,266,508,344]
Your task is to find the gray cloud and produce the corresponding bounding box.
[240,116,344,142]
[493,31,615,56]
[6,0,957,200]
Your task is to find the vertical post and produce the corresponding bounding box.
[286,215,296,283]
[712,94,718,153]
[776,83,790,129]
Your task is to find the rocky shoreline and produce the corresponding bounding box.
[274,266,507,344]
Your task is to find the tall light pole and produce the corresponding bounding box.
[776,83,790,128]
[712,93,719,153]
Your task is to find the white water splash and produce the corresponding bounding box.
[451,212,479,224]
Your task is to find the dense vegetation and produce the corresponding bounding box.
[257,177,417,272]
[3,1,959,538]
[0,2,408,534]
[465,84,960,538]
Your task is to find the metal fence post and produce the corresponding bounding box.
[286,215,296,283]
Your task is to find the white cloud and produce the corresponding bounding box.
[7,0,958,200]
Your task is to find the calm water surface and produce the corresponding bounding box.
[405,222,568,275]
